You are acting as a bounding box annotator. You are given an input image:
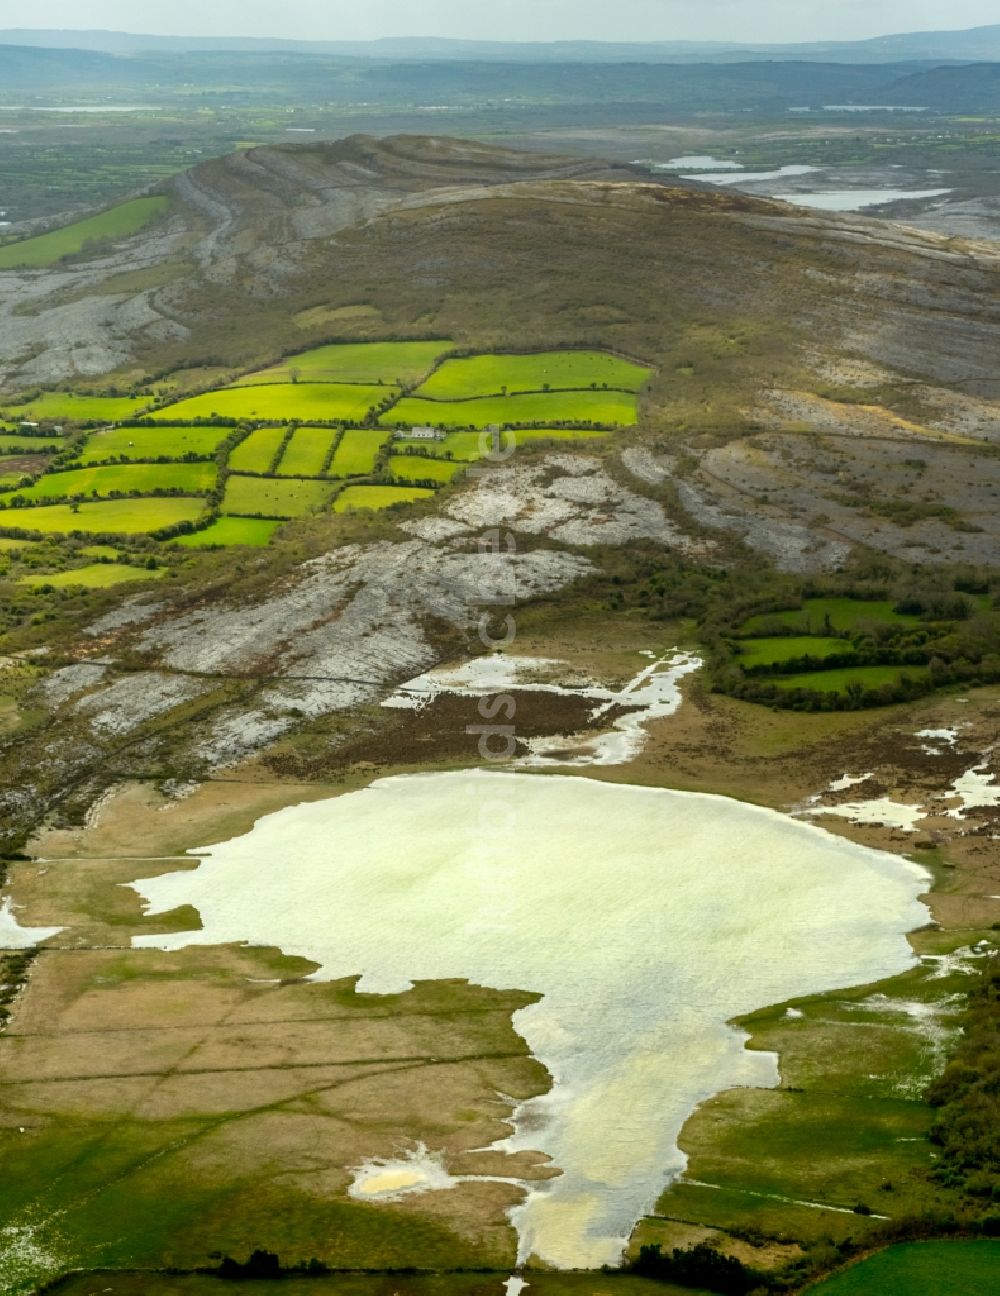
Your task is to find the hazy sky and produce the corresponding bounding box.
[2,2,997,44]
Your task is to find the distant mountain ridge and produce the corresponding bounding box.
[2,24,1000,64]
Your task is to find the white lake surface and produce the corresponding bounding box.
[681,164,820,185]
[0,897,63,949]
[131,770,928,1269]
[772,188,952,212]
[656,155,744,170]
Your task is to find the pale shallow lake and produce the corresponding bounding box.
[131,771,928,1268]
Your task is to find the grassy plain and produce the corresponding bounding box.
[387,454,464,484]
[0,498,205,534]
[223,475,335,518]
[415,350,651,398]
[774,665,930,692]
[235,340,453,386]
[737,636,853,667]
[328,429,390,476]
[334,485,435,511]
[0,196,168,269]
[742,600,918,635]
[0,393,153,423]
[805,1241,1000,1294]
[227,427,286,474]
[173,518,281,547]
[277,426,339,477]
[49,1275,696,1296]
[19,564,167,590]
[381,390,638,428]
[0,436,63,453]
[155,384,392,423]
[79,426,231,463]
[0,462,215,502]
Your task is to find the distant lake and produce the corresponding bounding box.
[775,188,953,212]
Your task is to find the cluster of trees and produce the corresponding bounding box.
[629,1242,762,1295]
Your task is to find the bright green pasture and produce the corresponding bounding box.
[0,436,63,453]
[774,665,930,693]
[227,427,286,473]
[1,392,153,422]
[0,197,168,270]
[277,426,339,477]
[742,599,919,635]
[738,636,853,667]
[79,425,231,463]
[0,462,215,502]
[328,428,390,476]
[20,564,167,590]
[805,1241,1000,1295]
[0,498,205,535]
[381,390,638,429]
[416,349,651,398]
[334,485,435,512]
[387,454,464,484]
[155,384,391,423]
[235,340,453,387]
[80,544,120,559]
[173,517,281,548]
[223,475,335,518]
[0,537,39,552]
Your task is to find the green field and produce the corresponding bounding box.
[805,1241,1000,1295]
[387,454,464,484]
[0,462,215,503]
[79,426,231,464]
[381,390,638,429]
[80,544,120,560]
[0,537,39,552]
[1,393,153,423]
[173,517,282,548]
[277,426,339,477]
[334,485,435,512]
[415,349,652,398]
[155,383,392,423]
[0,498,205,535]
[0,436,63,453]
[235,340,453,386]
[774,665,930,693]
[391,427,609,460]
[227,427,287,473]
[0,196,168,270]
[19,564,167,590]
[328,428,390,476]
[738,636,854,668]
[223,475,335,518]
[742,599,919,635]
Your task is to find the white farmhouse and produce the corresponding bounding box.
[398,425,443,441]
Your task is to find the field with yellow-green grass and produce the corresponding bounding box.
[0,196,168,269]
[415,349,651,398]
[386,454,465,485]
[276,426,340,477]
[234,339,453,387]
[19,564,168,590]
[381,390,638,429]
[79,426,232,464]
[327,428,390,476]
[0,392,153,423]
[222,475,336,518]
[0,462,215,503]
[0,497,205,535]
[154,383,392,423]
[334,485,435,512]
[172,518,282,548]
